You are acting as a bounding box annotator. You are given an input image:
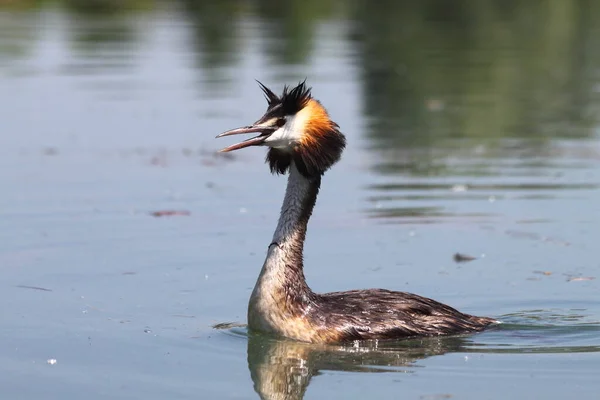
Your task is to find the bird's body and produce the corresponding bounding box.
[217,81,496,344]
[252,286,495,343]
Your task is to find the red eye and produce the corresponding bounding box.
[276,118,285,127]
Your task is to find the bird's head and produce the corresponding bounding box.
[216,80,346,178]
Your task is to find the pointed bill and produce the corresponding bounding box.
[216,125,276,152]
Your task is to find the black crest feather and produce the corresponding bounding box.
[256,80,280,107]
[281,79,312,115]
[255,79,312,116]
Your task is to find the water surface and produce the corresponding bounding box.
[1,1,599,399]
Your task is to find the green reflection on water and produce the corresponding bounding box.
[3,0,600,147]
[254,0,342,66]
[354,0,600,146]
[2,0,599,222]
[180,0,244,85]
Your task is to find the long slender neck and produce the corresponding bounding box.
[247,162,322,335]
[255,163,321,296]
[271,163,320,258]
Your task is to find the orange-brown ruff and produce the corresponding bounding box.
[217,81,497,344]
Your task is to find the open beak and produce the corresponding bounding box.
[215,125,276,152]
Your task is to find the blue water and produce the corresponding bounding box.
[1,2,599,399]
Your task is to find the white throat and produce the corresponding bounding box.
[264,114,305,150]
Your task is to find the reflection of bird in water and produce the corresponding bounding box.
[247,333,469,400]
[217,80,497,344]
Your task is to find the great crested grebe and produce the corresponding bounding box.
[217,81,497,344]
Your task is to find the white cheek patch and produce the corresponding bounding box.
[264,114,304,150]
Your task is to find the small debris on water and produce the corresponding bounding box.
[212,322,247,330]
[425,98,445,112]
[212,151,235,161]
[453,253,477,263]
[420,394,452,400]
[42,147,59,156]
[533,270,553,276]
[150,155,168,167]
[16,285,52,292]
[567,276,595,282]
[47,359,57,365]
[451,184,467,193]
[505,230,570,246]
[200,149,236,166]
[149,210,191,217]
